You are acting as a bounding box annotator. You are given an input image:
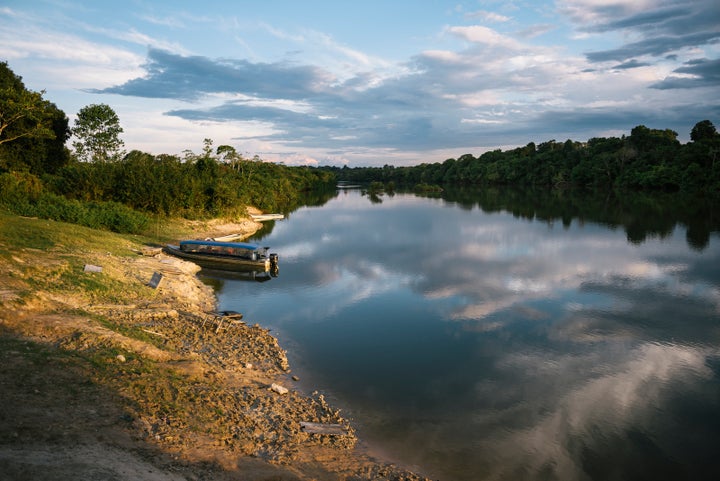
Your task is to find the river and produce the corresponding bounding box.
[210,187,720,481]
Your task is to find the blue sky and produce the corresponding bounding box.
[1,1,718,167]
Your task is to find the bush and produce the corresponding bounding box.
[0,171,149,234]
[0,171,44,205]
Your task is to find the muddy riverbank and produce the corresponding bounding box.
[0,214,430,481]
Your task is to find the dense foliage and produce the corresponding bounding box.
[0,61,70,174]
[1,59,717,236]
[0,145,335,232]
[328,122,720,194]
[46,145,335,218]
[0,170,149,233]
[0,63,335,233]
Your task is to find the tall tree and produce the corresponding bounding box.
[72,103,125,162]
[216,144,248,176]
[691,120,718,142]
[0,61,69,173]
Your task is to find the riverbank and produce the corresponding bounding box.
[0,211,430,481]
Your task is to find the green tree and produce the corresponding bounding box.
[216,144,246,173]
[0,63,54,147]
[688,120,719,170]
[690,120,718,142]
[0,61,69,174]
[72,103,125,162]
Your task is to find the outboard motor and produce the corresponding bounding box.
[269,253,279,276]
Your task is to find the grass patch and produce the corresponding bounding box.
[0,210,139,255]
[95,315,171,350]
[0,212,160,300]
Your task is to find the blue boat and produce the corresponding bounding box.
[164,239,278,271]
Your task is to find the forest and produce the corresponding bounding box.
[326,121,720,195]
[1,58,718,236]
[0,62,335,233]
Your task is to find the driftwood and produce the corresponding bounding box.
[141,329,167,338]
[300,421,347,435]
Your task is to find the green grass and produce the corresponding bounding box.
[0,209,137,253]
[0,211,166,310]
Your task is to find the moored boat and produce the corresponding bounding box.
[164,239,278,271]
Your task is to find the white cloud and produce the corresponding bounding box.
[0,28,139,65]
[2,0,716,166]
[447,25,523,49]
[137,13,186,29]
[467,10,511,23]
[420,49,464,64]
[557,0,655,25]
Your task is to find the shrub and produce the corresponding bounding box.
[0,172,149,234]
[0,171,44,205]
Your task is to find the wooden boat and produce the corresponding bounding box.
[250,213,285,221]
[164,239,278,271]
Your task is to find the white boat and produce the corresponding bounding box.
[250,213,285,221]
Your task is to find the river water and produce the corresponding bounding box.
[211,187,720,481]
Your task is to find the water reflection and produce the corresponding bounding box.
[219,188,720,481]
[481,342,716,480]
[199,267,277,283]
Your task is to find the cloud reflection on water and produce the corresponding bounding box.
[219,191,720,481]
[483,342,717,480]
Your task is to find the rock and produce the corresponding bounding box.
[292,376,300,381]
[270,383,288,395]
[116,354,126,362]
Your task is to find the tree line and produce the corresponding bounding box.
[0,62,334,233]
[2,58,718,235]
[326,121,720,195]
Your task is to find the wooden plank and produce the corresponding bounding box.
[141,329,166,338]
[300,422,347,435]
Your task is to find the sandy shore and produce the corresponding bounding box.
[0,217,430,481]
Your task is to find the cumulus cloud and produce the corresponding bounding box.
[613,59,651,70]
[447,25,523,49]
[465,9,511,23]
[561,0,720,65]
[651,57,720,89]
[515,23,557,39]
[27,0,713,162]
[93,48,331,101]
[586,31,720,62]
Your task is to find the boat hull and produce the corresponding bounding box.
[163,245,272,271]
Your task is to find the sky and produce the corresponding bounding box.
[1,1,719,167]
